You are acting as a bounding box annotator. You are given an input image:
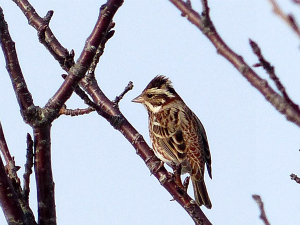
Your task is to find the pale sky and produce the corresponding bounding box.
[1,0,300,225]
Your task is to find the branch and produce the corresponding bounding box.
[253,195,271,225]
[0,155,26,225]
[34,125,56,225]
[249,39,300,112]
[23,133,34,203]
[168,0,300,127]
[0,7,34,111]
[267,0,300,39]
[290,173,300,184]
[59,106,95,116]
[0,121,20,186]
[12,0,74,70]
[113,81,134,106]
[44,1,123,114]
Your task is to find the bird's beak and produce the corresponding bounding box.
[132,94,144,103]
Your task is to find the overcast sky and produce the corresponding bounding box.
[1,0,300,224]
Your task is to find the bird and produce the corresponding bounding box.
[132,75,212,209]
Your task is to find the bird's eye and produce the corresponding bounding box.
[147,94,153,98]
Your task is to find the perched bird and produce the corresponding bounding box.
[132,75,212,209]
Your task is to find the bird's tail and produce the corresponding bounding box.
[191,177,212,209]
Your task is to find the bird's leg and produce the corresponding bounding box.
[171,163,185,191]
[183,176,190,193]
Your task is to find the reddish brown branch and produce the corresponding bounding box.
[253,195,271,225]
[267,0,300,39]
[34,125,56,225]
[0,7,34,111]
[44,1,123,114]
[168,0,300,127]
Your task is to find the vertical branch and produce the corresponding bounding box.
[23,133,34,203]
[34,125,55,225]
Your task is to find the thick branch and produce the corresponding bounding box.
[168,0,300,127]
[0,7,34,111]
[33,125,55,225]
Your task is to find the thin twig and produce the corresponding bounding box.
[59,106,95,116]
[290,173,300,184]
[114,81,134,106]
[23,133,34,203]
[253,195,271,225]
[249,39,300,113]
[88,22,115,77]
[267,0,300,39]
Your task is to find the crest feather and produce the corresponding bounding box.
[144,75,176,95]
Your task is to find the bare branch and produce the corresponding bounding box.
[113,81,134,106]
[44,1,123,114]
[168,0,300,127]
[0,7,34,111]
[253,195,271,225]
[249,39,300,112]
[12,0,74,70]
[34,125,56,225]
[267,0,300,39]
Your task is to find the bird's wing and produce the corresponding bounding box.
[151,108,187,162]
[194,114,212,179]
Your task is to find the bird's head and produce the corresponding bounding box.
[132,75,179,113]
